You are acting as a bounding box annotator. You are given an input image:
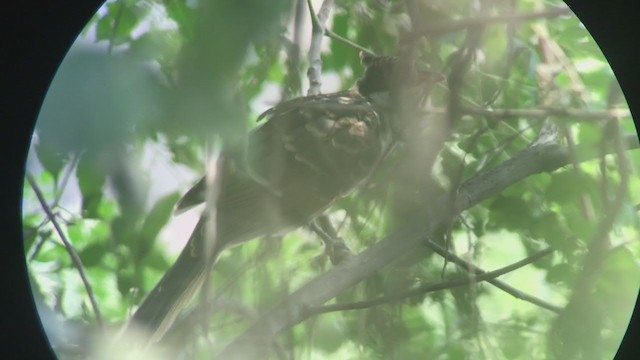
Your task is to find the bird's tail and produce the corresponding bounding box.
[128,216,220,343]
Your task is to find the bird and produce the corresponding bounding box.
[128,52,439,343]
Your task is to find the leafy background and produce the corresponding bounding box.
[22,0,639,359]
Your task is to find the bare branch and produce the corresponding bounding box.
[412,6,573,39]
[424,106,632,121]
[306,0,334,95]
[26,174,104,328]
[310,247,554,314]
[324,28,375,56]
[52,152,80,209]
[217,129,639,358]
[310,215,354,265]
[424,239,562,313]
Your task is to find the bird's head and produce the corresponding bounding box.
[356,52,443,110]
[356,52,444,141]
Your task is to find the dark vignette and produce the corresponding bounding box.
[1,0,638,359]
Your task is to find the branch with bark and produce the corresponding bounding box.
[26,174,104,328]
[217,131,639,359]
[310,246,554,315]
[451,106,631,121]
[411,6,573,39]
[306,0,334,96]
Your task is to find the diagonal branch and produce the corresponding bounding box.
[310,215,354,265]
[217,130,638,358]
[323,28,375,56]
[26,174,104,328]
[424,239,562,313]
[310,247,554,315]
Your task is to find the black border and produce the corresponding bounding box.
[2,2,103,359]
[562,1,640,358]
[2,1,638,359]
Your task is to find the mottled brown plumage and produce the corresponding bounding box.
[129,54,433,342]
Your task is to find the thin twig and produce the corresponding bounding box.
[324,28,375,56]
[52,152,80,209]
[26,174,104,328]
[412,6,573,39]
[423,106,631,121]
[424,239,562,313]
[310,215,354,265]
[27,216,55,262]
[474,123,536,175]
[311,247,554,314]
[107,0,125,55]
[306,0,334,95]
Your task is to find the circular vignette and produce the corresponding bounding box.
[7,1,640,359]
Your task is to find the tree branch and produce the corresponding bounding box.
[455,106,631,121]
[26,174,104,328]
[424,239,562,313]
[324,28,375,56]
[218,129,639,358]
[310,247,553,315]
[310,215,354,265]
[551,121,632,354]
[306,0,334,96]
[411,6,573,39]
[52,152,80,209]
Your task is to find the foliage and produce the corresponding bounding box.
[23,0,639,359]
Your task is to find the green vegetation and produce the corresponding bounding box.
[23,0,638,359]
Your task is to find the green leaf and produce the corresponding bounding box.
[76,155,106,219]
[67,221,89,249]
[325,13,352,72]
[116,265,136,297]
[128,31,164,61]
[530,212,570,252]
[546,170,599,208]
[139,192,181,254]
[312,316,346,353]
[97,199,119,221]
[163,0,196,38]
[499,328,527,359]
[85,267,126,319]
[595,246,640,329]
[79,242,109,268]
[488,195,534,231]
[576,122,602,160]
[545,263,576,286]
[22,215,41,252]
[563,207,597,242]
[35,143,67,183]
[110,215,136,247]
[96,2,142,45]
[96,16,113,42]
[142,247,171,272]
